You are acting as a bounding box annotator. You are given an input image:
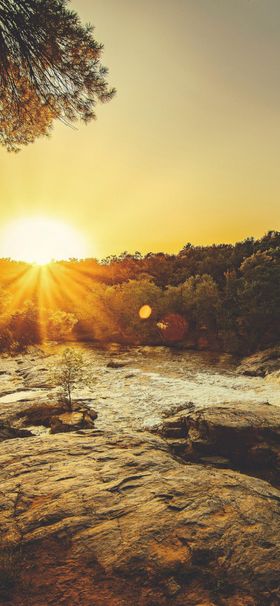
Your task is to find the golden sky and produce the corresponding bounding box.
[0,0,279,259]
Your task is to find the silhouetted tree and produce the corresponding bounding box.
[0,0,115,150]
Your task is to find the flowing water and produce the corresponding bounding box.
[0,344,279,432]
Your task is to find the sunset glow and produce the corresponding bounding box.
[0,2,279,604]
[1,217,87,265]
[0,1,279,255]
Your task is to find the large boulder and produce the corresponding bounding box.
[158,402,280,487]
[0,431,279,605]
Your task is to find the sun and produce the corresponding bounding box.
[1,216,87,265]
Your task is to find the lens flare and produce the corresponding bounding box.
[139,305,152,320]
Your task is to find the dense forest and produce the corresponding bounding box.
[0,230,279,355]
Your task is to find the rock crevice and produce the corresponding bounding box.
[157,402,280,488]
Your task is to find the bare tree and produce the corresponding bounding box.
[0,0,115,151]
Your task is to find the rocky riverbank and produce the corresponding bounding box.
[0,346,279,605]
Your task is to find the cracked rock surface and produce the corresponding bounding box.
[0,431,279,606]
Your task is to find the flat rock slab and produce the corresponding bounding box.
[158,402,280,487]
[0,400,97,432]
[0,431,279,605]
[0,400,67,428]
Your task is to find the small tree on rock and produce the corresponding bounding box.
[51,347,92,410]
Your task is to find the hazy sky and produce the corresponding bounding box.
[0,0,280,258]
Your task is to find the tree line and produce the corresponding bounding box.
[0,230,279,354]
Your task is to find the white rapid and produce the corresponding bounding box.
[0,344,279,431]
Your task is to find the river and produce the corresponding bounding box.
[0,343,279,432]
